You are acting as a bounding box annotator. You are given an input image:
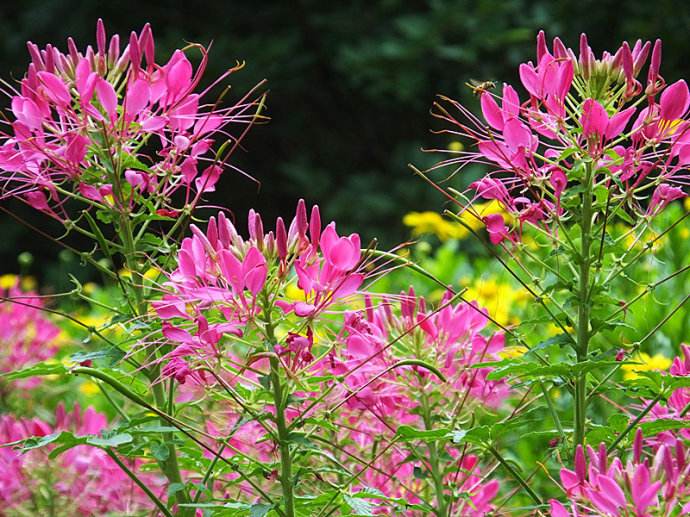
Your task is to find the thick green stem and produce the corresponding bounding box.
[112,176,190,513]
[105,448,174,517]
[264,314,295,517]
[574,164,594,448]
[152,379,190,513]
[270,358,295,517]
[420,393,448,517]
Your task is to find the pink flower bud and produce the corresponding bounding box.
[276,217,288,259]
[309,205,321,246]
[295,198,308,236]
[96,18,106,56]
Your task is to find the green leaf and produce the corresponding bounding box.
[167,482,185,497]
[71,348,125,366]
[640,419,690,436]
[608,414,629,433]
[395,425,450,442]
[3,361,67,380]
[86,433,133,447]
[151,442,171,461]
[525,333,572,355]
[344,494,375,516]
[17,431,75,451]
[249,503,273,517]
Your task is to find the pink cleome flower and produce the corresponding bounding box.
[0,19,261,218]
[435,32,688,244]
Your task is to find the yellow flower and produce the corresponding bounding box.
[448,141,464,152]
[0,274,18,290]
[285,282,306,301]
[53,330,73,347]
[79,380,100,396]
[403,202,511,242]
[463,277,529,326]
[83,282,98,295]
[80,314,111,329]
[21,276,37,291]
[684,197,690,211]
[499,345,528,359]
[622,352,672,380]
[403,211,468,241]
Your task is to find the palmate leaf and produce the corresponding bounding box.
[2,361,67,380]
[71,347,125,366]
[394,424,452,442]
[485,358,625,381]
[8,430,133,459]
[640,418,690,436]
[249,503,273,517]
[343,494,375,516]
[629,370,690,396]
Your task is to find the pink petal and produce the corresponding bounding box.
[125,79,150,119]
[581,98,609,138]
[96,78,118,119]
[480,92,504,130]
[660,79,690,120]
[606,106,636,139]
[37,71,71,106]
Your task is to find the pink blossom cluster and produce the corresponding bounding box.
[550,432,690,516]
[550,344,690,516]
[320,289,507,514]
[0,279,60,389]
[153,200,365,384]
[0,404,161,514]
[645,343,690,432]
[437,32,688,244]
[0,19,258,218]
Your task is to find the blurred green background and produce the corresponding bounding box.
[1,0,689,286]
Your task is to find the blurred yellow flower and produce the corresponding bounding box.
[80,314,111,329]
[53,329,73,347]
[622,352,671,380]
[499,345,528,359]
[83,282,98,295]
[462,276,529,326]
[448,141,464,152]
[285,282,306,301]
[79,380,100,396]
[0,274,18,289]
[403,201,509,242]
[403,211,468,241]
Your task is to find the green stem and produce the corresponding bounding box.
[574,163,594,448]
[152,379,190,513]
[105,448,174,517]
[487,445,542,506]
[107,148,191,513]
[608,392,663,452]
[539,381,564,439]
[265,315,295,517]
[270,357,295,517]
[419,385,449,516]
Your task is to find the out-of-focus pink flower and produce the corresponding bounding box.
[0,404,163,514]
[0,279,60,390]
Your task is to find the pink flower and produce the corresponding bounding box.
[0,280,60,389]
[0,20,260,215]
[484,213,511,244]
